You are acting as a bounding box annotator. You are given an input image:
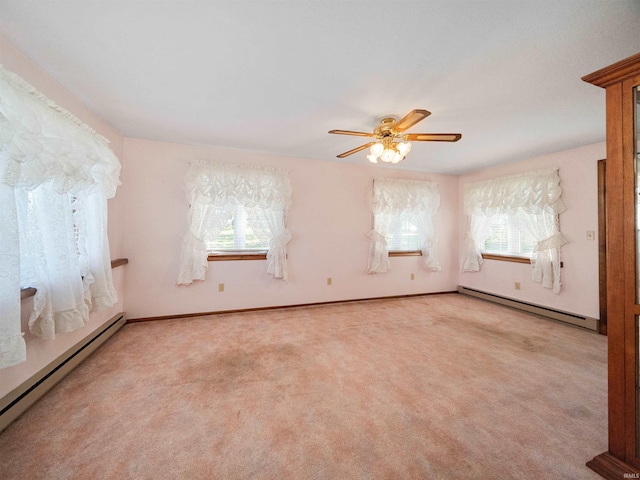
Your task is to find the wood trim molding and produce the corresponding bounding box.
[208,253,267,261]
[388,250,422,257]
[602,79,628,458]
[110,258,129,268]
[126,290,459,323]
[582,53,640,87]
[587,451,640,480]
[21,258,129,301]
[481,253,531,264]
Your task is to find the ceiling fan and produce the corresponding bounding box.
[328,109,461,164]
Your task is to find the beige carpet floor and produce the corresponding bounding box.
[0,293,607,479]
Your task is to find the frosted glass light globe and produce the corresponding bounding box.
[367,154,378,164]
[381,148,395,163]
[370,142,384,156]
[397,141,412,156]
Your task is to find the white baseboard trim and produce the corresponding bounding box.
[457,286,599,332]
[0,312,126,433]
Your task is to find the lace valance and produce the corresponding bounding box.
[372,177,440,215]
[185,160,292,210]
[0,65,121,198]
[464,168,565,217]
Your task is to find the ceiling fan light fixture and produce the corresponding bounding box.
[381,148,396,163]
[368,141,408,163]
[397,141,411,156]
[370,142,384,156]
[329,109,461,165]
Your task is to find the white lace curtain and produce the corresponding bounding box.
[367,177,441,273]
[461,168,567,293]
[177,161,292,284]
[0,65,121,369]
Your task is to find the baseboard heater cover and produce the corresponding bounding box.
[457,287,599,332]
[0,312,126,433]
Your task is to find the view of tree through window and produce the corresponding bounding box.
[484,213,536,256]
[207,205,268,252]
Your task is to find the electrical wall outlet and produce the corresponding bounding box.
[515,282,521,290]
[586,230,595,241]
[218,283,224,292]
[411,273,415,280]
[327,277,332,286]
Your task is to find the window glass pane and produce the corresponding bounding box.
[386,212,421,251]
[484,213,536,256]
[207,205,268,252]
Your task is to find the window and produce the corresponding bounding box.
[461,168,567,293]
[0,65,120,368]
[206,205,268,253]
[483,213,537,257]
[367,177,441,273]
[386,211,422,252]
[178,161,292,284]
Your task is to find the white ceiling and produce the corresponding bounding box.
[1,1,639,174]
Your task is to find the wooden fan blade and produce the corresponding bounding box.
[393,109,431,132]
[328,129,375,137]
[337,142,375,158]
[404,133,462,142]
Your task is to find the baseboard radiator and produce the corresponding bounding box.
[457,287,599,332]
[0,312,126,433]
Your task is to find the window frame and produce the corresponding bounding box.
[206,204,269,261]
[374,210,426,257]
[207,251,267,261]
[388,250,423,257]
[480,252,531,264]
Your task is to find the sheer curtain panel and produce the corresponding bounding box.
[461,168,567,293]
[177,161,292,284]
[368,178,441,273]
[0,65,121,368]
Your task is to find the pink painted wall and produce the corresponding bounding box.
[120,138,460,319]
[0,37,127,397]
[457,142,605,319]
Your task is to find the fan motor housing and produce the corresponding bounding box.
[374,117,398,138]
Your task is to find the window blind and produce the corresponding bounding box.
[484,212,537,257]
